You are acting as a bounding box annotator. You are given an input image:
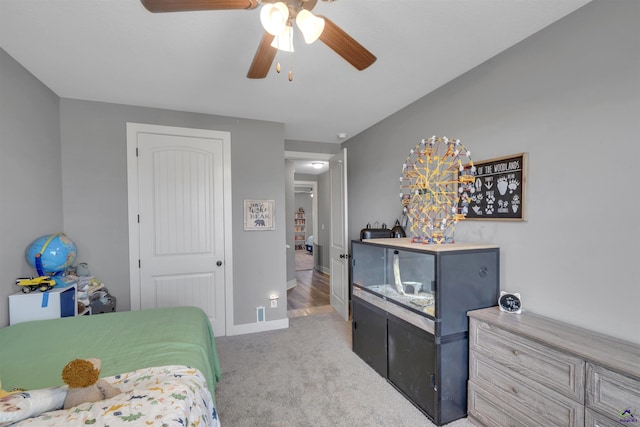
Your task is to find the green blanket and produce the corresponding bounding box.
[0,306,221,400]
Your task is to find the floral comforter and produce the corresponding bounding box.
[13,365,220,427]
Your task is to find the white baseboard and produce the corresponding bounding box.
[226,317,289,336]
[287,279,297,290]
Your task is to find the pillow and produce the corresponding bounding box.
[0,387,66,426]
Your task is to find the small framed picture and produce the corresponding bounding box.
[244,199,275,231]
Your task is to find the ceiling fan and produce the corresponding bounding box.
[140,0,376,79]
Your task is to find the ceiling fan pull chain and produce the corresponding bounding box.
[288,48,293,82]
[289,25,294,81]
[274,44,281,74]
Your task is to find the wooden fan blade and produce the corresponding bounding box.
[318,16,376,71]
[247,33,277,79]
[301,0,318,11]
[141,0,258,13]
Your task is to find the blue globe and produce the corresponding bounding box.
[25,233,78,276]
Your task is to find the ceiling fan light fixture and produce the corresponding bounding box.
[260,2,289,36]
[270,25,295,52]
[296,9,325,44]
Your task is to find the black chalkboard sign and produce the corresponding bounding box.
[461,153,527,221]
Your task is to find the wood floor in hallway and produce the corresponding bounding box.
[287,269,331,318]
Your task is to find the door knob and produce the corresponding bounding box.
[216,260,223,266]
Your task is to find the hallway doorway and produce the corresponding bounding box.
[285,151,335,318]
[287,269,332,318]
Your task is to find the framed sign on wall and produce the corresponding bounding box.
[462,153,528,221]
[244,199,275,230]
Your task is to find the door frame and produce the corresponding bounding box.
[126,123,234,334]
[293,180,318,249]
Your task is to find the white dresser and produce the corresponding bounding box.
[467,307,640,427]
[8,285,77,325]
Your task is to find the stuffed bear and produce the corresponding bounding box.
[61,358,121,409]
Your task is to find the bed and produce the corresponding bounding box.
[0,306,222,426]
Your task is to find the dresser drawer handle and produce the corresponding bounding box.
[512,349,519,356]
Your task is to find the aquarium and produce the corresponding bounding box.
[352,240,436,316]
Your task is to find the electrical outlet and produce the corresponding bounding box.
[269,294,279,308]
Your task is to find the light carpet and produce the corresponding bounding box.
[214,311,474,427]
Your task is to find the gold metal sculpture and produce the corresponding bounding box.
[400,136,475,244]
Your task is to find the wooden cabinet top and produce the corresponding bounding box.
[361,238,498,252]
[468,307,640,380]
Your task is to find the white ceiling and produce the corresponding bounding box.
[0,0,591,144]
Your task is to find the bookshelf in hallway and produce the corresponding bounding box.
[294,208,306,250]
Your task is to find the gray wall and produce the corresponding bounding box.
[0,48,63,325]
[285,140,339,155]
[59,99,288,326]
[344,0,640,343]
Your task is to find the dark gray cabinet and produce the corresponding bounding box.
[387,316,437,416]
[351,238,499,425]
[352,298,387,377]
